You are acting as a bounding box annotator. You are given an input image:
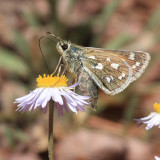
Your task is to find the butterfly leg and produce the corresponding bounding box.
[77,69,98,110]
[73,76,78,92]
[51,64,68,87]
[52,56,63,75]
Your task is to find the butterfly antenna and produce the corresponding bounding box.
[39,36,50,74]
[46,32,64,43]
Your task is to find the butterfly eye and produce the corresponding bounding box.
[61,44,68,51]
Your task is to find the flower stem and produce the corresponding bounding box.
[48,103,54,160]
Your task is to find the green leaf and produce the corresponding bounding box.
[12,30,31,61]
[146,6,160,30]
[123,96,139,131]
[0,48,30,76]
[91,0,123,26]
[91,0,123,45]
[104,33,132,49]
[100,0,122,24]
[22,11,40,28]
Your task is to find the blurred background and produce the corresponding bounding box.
[0,0,160,159]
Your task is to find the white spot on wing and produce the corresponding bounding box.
[132,65,136,69]
[88,56,96,59]
[122,73,125,77]
[106,58,111,62]
[92,63,103,70]
[111,63,119,70]
[96,63,103,69]
[84,59,132,95]
[130,51,151,83]
[118,76,122,80]
[136,62,140,66]
[110,76,114,80]
[129,52,135,60]
[118,73,125,80]
[106,77,111,83]
[83,58,133,95]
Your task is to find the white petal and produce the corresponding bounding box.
[135,112,160,130]
[61,90,78,106]
[15,93,33,103]
[144,114,160,125]
[55,102,64,117]
[23,88,43,106]
[68,82,78,88]
[136,113,155,121]
[41,88,51,108]
[146,124,153,130]
[64,89,90,100]
[50,88,63,105]
[15,83,90,115]
[76,105,85,112]
[67,102,77,114]
[15,88,43,104]
[29,103,35,111]
[155,156,160,160]
[43,103,49,114]
[71,93,89,104]
[61,88,89,106]
[36,88,50,106]
[63,99,69,113]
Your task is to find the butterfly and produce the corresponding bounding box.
[47,33,151,109]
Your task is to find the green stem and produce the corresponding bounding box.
[48,103,54,160]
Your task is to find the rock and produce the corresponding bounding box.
[8,152,42,160]
[56,129,127,160]
[126,137,153,160]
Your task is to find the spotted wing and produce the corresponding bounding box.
[80,47,150,95]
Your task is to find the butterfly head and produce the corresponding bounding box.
[56,40,71,55]
[46,32,71,55]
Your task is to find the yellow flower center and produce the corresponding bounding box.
[36,74,68,88]
[153,103,160,113]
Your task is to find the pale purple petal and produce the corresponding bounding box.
[36,88,50,106]
[135,112,160,130]
[29,89,49,110]
[15,82,90,115]
[50,88,63,105]
[68,82,78,88]
[15,88,49,113]
[63,99,69,113]
[146,124,153,130]
[155,156,160,160]
[58,87,90,114]
[76,105,85,112]
[71,93,90,100]
[62,88,90,100]
[143,115,160,125]
[16,91,39,107]
[135,113,155,122]
[15,88,43,103]
[61,91,78,106]
[70,94,90,105]
[55,102,64,117]
[43,103,49,114]
[67,103,78,114]
[21,89,43,107]
[41,89,51,108]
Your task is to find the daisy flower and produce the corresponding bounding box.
[155,156,160,160]
[135,103,160,130]
[14,74,90,116]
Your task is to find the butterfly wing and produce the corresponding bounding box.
[96,48,151,82]
[80,47,150,95]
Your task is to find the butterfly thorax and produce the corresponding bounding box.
[57,42,84,76]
